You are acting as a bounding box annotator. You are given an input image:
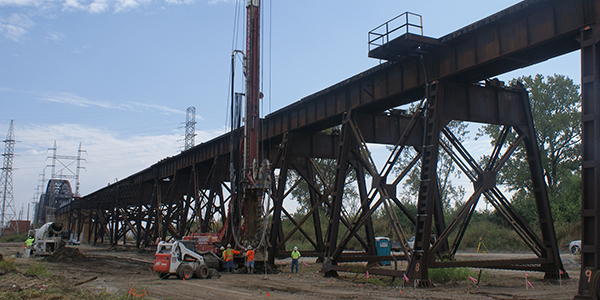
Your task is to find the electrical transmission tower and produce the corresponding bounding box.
[184,106,197,151]
[75,143,86,197]
[47,141,86,196]
[0,120,17,237]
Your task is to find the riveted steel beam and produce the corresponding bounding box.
[575,20,600,300]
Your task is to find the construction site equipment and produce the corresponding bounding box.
[32,222,63,256]
[153,240,211,280]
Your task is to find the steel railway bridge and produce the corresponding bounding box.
[55,0,600,298]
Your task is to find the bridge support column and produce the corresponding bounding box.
[575,24,600,300]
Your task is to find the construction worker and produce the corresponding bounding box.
[291,246,301,274]
[223,244,240,272]
[24,236,34,249]
[245,245,255,274]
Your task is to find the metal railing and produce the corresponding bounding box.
[368,12,423,52]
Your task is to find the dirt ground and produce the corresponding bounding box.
[0,241,581,299]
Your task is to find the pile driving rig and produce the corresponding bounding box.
[181,0,271,267]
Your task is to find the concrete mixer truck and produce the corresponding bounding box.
[31,222,64,256]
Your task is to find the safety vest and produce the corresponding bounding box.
[246,249,255,261]
[224,248,240,261]
[25,238,34,247]
[291,250,301,260]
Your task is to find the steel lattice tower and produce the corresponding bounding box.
[46,141,86,197]
[184,106,196,151]
[0,120,16,236]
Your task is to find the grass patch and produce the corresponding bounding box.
[0,232,28,243]
[0,257,143,300]
[0,259,17,273]
[25,262,52,277]
[429,267,477,284]
[298,263,321,273]
[366,277,386,285]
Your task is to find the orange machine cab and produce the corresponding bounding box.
[153,253,171,273]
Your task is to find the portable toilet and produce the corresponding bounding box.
[375,237,391,266]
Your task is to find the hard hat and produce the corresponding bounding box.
[248,245,252,250]
[220,246,225,250]
[294,246,298,250]
[227,244,232,248]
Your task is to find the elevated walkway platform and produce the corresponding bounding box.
[368,12,441,61]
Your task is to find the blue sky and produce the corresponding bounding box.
[0,0,581,220]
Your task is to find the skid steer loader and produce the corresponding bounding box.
[153,240,211,280]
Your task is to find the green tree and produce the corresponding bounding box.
[479,74,581,224]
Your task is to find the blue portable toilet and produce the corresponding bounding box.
[375,237,391,266]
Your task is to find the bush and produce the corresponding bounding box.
[555,221,581,250]
[457,221,528,251]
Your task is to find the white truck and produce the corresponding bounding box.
[153,240,210,280]
[32,222,63,256]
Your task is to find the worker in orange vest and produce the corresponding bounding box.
[245,245,255,274]
[223,244,240,272]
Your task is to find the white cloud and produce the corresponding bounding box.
[44,30,65,42]
[0,0,204,34]
[126,102,187,115]
[89,0,108,13]
[114,0,139,12]
[42,92,113,108]
[165,0,194,5]
[62,0,82,10]
[9,121,223,219]
[12,123,179,206]
[0,13,35,42]
[0,0,41,6]
[71,44,92,54]
[207,0,233,4]
[40,92,185,115]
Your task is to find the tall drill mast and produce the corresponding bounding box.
[244,0,261,185]
[0,120,16,237]
[229,0,264,247]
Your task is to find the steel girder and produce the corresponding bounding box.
[409,81,566,285]
[575,21,600,300]
[266,112,425,264]
[313,82,565,284]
